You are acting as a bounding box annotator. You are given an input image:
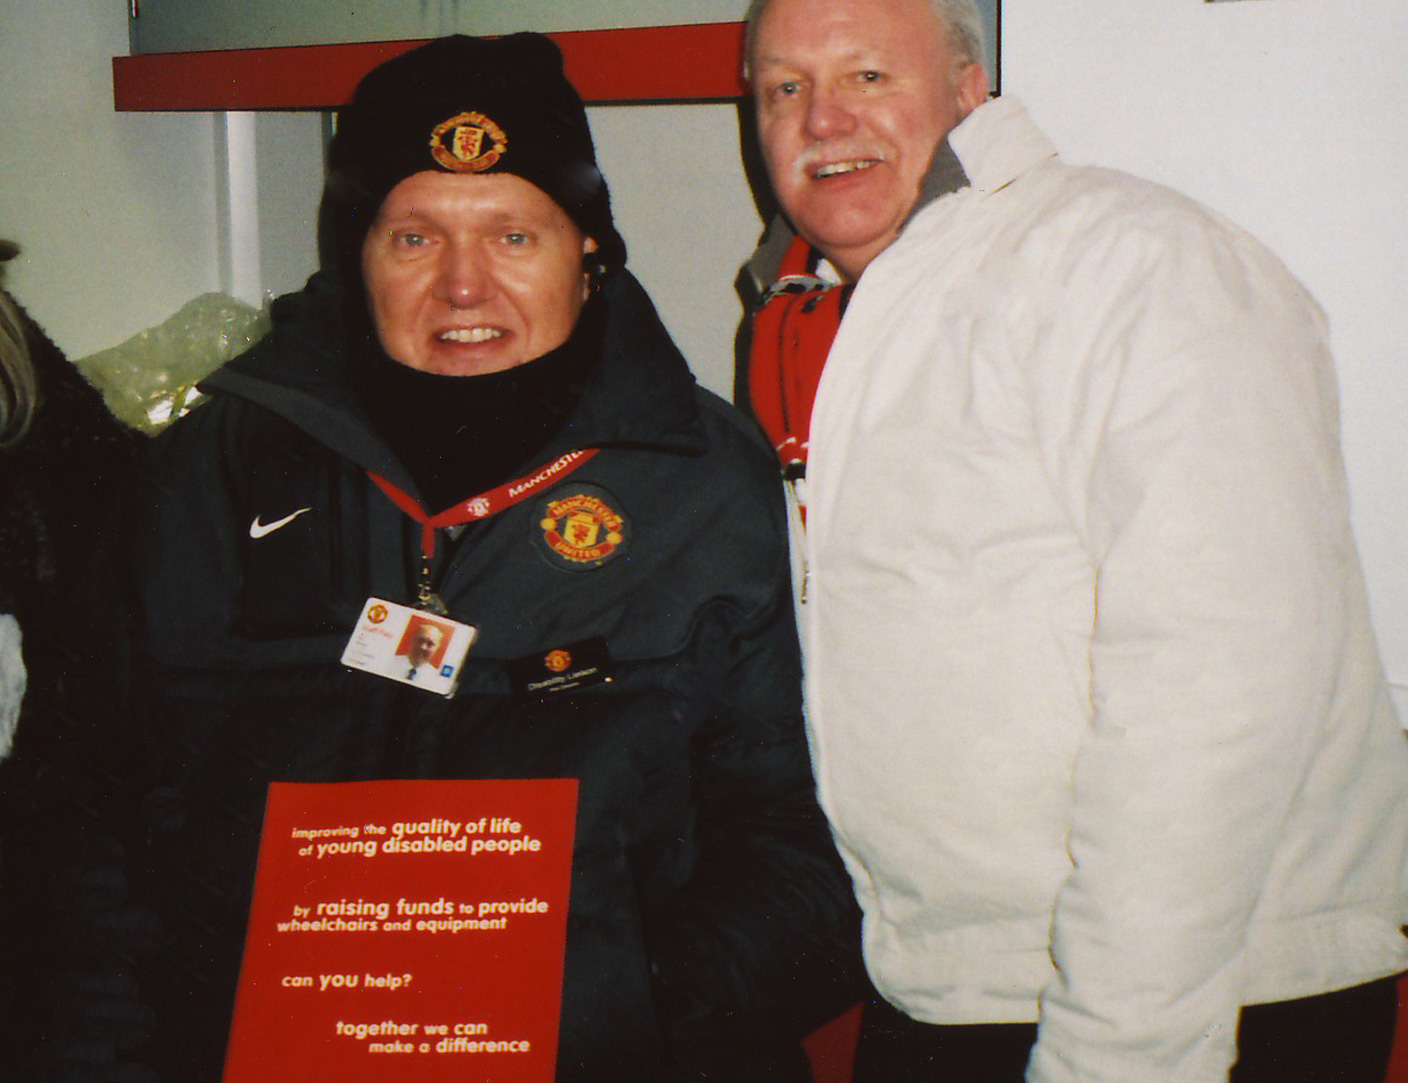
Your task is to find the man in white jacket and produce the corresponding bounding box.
[742,0,1408,1080]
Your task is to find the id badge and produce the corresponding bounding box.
[341,597,477,698]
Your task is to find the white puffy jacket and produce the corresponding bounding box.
[801,95,1408,1083]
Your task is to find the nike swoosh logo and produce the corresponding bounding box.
[249,507,313,539]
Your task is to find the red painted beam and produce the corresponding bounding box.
[112,22,748,111]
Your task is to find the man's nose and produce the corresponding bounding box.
[433,242,494,309]
[803,86,858,141]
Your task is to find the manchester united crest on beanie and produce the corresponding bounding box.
[325,33,626,275]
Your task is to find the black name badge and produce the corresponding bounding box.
[504,637,615,700]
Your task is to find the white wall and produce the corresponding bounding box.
[590,103,764,396]
[0,0,221,359]
[1002,0,1408,718]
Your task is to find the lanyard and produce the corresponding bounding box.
[369,448,600,612]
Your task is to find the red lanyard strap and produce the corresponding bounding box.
[370,448,600,612]
[369,448,600,561]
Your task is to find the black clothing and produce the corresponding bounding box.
[852,978,1398,1083]
[352,297,603,511]
[323,34,625,288]
[13,269,859,1082]
[0,297,142,624]
[1230,977,1397,1083]
[0,296,143,1072]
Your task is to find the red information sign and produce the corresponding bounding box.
[223,778,578,1083]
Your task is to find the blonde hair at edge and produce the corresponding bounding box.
[0,248,37,448]
[742,0,989,79]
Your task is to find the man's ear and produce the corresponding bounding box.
[582,236,603,297]
[957,62,991,119]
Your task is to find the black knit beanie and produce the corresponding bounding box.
[325,33,626,277]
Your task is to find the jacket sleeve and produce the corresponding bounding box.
[642,454,863,1071]
[1025,204,1365,1082]
[0,403,249,1081]
[0,468,157,1082]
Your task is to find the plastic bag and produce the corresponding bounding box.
[74,293,271,435]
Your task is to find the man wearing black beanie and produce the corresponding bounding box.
[12,33,860,1083]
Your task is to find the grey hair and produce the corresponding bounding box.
[743,0,988,81]
[0,250,36,447]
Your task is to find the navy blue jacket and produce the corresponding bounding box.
[12,271,859,1082]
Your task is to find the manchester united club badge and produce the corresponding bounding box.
[429,111,508,173]
[533,484,629,571]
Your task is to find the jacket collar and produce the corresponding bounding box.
[903,131,971,227]
[944,95,1059,199]
[201,268,706,493]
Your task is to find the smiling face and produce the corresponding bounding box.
[362,171,597,376]
[751,0,988,280]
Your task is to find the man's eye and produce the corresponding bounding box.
[502,231,532,246]
[858,70,882,84]
[774,80,801,98]
[393,231,427,248]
